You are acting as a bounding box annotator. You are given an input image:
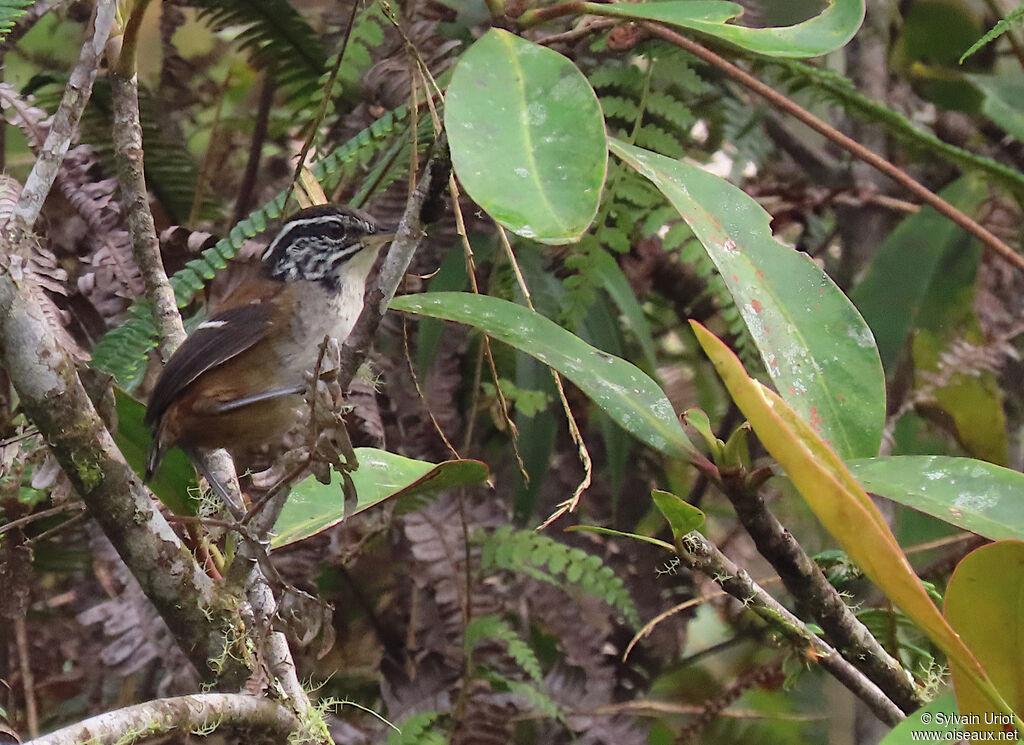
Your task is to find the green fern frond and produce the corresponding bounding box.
[479,526,639,627]
[960,7,1024,63]
[308,3,387,117]
[588,63,645,95]
[635,123,684,158]
[465,614,543,683]
[89,105,413,386]
[483,671,562,719]
[0,0,30,42]
[386,712,447,745]
[599,95,640,124]
[191,0,326,102]
[646,90,695,131]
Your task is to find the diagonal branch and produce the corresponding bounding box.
[674,529,905,726]
[0,1,250,688]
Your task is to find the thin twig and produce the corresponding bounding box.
[0,501,84,537]
[717,471,922,712]
[232,71,275,225]
[674,530,905,726]
[642,23,1024,274]
[15,613,38,738]
[493,224,593,528]
[110,0,245,517]
[447,179,529,483]
[12,0,115,227]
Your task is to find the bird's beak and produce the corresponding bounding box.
[363,232,396,250]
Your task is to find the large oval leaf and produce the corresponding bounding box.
[611,138,884,459]
[945,541,1024,737]
[848,456,1024,542]
[588,0,864,58]
[271,449,489,548]
[390,292,694,459]
[445,29,607,243]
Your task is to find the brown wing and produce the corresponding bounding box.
[144,302,274,428]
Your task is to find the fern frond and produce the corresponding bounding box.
[479,527,639,627]
[635,123,684,158]
[89,105,413,386]
[588,63,645,95]
[483,671,562,719]
[960,7,1024,63]
[465,615,543,683]
[599,95,640,124]
[0,0,30,42]
[646,90,695,131]
[386,712,447,745]
[190,0,326,103]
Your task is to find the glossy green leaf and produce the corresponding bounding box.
[970,75,1024,144]
[271,449,489,548]
[879,690,960,744]
[588,0,864,57]
[590,249,659,373]
[390,292,694,459]
[848,456,1024,542]
[652,489,705,540]
[945,541,1024,735]
[851,178,987,371]
[445,29,606,243]
[611,138,884,459]
[567,524,675,552]
[114,390,197,516]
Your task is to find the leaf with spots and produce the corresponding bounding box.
[610,138,884,459]
[390,292,694,459]
[445,29,607,244]
[848,456,1024,542]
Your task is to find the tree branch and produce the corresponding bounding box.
[719,472,922,713]
[674,530,905,726]
[0,1,251,688]
[23,693,298,745]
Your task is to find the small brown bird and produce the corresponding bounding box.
[144,204,393,482]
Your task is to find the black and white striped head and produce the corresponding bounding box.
[261,204,384,290]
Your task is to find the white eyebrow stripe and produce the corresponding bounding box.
[260,214,369,261]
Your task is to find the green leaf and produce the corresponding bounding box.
[271,450,489,548]
[848,456,1024,542]
[969,75,1024,144]
[113,390,197,516]
[851,178,987,371]
[445,29,607,244]
[390,292,694,459]
[611,138,884,459]
[588,0,864,58]
[567,524,675,552]
[878,690,959,744]
[589,249,659,373]
[651,489,705,540]
[944,541,1024,736]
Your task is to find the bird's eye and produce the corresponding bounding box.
[325,222,347,240]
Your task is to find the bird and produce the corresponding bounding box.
[143,203,393,485]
